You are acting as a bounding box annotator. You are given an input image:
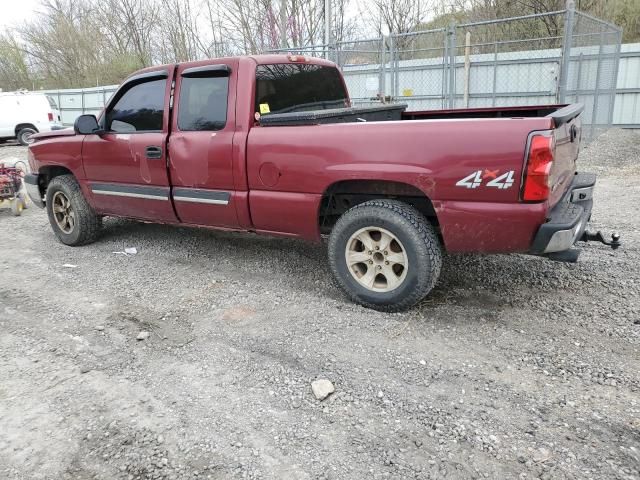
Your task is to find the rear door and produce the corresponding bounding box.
[167,61,239,228]
[45,95,62,124]
[82,70,177,222]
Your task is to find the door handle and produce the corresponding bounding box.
[145,146,163,159]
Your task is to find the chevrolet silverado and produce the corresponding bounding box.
[24,55,620,311]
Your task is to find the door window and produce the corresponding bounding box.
[106,79,166,133]
[177,76,228,131]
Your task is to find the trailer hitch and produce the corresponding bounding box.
[580,230,621,250]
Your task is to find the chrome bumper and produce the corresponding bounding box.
[24,174,45,208]
[530,172,595,256]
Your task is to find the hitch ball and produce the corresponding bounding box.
[611,233,621,250]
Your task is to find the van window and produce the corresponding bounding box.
[46,95,58,109]
[178,76,228,131]
[106,79,165,133]
[255,64,348,115]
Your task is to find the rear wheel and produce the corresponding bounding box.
[46,175,101,246]
[328,199,442,312]
[17,127,37,146]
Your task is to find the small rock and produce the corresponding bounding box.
[136,331,150,341]
[95,325,105,331]
[157,435,164,444]
[80,366,91,374]
[311,379,335,401]
[533,447,552,463]
[377,390,384,398]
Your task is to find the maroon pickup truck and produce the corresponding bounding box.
[25,55,619,311]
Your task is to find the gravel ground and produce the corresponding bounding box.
[0,130,639,480]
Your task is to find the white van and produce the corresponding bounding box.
[0,91,63,145]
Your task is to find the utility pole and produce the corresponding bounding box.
[280,0,287,49]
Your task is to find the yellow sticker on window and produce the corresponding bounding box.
[259,103,270,114]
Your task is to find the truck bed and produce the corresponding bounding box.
[260,103,578,127]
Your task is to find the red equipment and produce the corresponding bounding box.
[0,162,28,216]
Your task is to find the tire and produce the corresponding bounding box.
[45,175,101,246]
[11,198,23,216]
[328,199,442,312]
[17,192,28,209]
[17,127,37,146]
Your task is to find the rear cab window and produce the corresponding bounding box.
[255,63,348,116]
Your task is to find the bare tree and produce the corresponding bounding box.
[0,33,32,90]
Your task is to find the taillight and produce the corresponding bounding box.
[522,134,555,202]
[48,112,54,122]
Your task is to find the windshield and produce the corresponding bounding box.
[255,63,348,115]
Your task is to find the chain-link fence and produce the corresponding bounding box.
[270,1,622,142]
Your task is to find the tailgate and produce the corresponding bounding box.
[546,104,583,207]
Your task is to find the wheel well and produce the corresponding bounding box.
[319,180,440,235]
[15,123,38,136]
[38,166,74,198]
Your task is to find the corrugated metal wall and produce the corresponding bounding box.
[614,43,640,127]
[42,42,640,128]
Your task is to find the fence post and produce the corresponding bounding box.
[442,29,449,109]
[388,34,396,99]
[607,29,623,128]
[575,52,583,103]
[379,36,387,103]
[558,0,575,103]
[590,25,605,141]
[448,23,457,109]
[491,41,498,107]
[463,31,471,108]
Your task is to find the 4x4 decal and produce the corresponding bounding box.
[456,170,515,190]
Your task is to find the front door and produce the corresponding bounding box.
[82,71,177,223]
[167,61,239,228]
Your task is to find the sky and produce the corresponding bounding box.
[0,0,369,34]
[0,0,41,29]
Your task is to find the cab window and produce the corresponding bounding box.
[106,79,165,133]
[255,64,348,115]
[178,76,229,131]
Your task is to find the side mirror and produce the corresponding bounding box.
[74,114,103,135]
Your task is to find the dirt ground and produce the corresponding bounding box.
[0,130,639,480]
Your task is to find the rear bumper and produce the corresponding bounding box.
[24,173,45,208]
[529,172,595,256]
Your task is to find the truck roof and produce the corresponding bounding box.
[125,54,336,82]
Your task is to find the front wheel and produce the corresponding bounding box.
[328,199,442,312]
[46,175,101,246]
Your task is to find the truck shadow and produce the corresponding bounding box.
[98,217,578,311]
